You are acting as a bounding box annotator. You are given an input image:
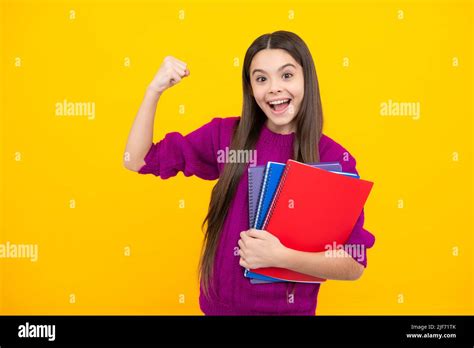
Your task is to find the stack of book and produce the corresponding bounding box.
[245,159,374,284]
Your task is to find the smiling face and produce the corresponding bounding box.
[249,48,304,134]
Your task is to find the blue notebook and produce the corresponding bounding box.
[253,162,286,230]
[245,161,344,283]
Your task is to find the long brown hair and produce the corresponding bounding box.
[199,30,324,298]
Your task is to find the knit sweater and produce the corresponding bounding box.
[138,116,375,315]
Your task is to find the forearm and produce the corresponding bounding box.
[123,87,161,171]
[277,248,364,281]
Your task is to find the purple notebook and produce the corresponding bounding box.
[247,161,343,284]
[248,165,266,229]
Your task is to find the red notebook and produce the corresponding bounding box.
[253,159,374,283]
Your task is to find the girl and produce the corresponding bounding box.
[124,31,375,315]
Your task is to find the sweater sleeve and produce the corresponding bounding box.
[337,150,375,268]
[137,117,223,180]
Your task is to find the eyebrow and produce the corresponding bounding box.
[251,63,296,76]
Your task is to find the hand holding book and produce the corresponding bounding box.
[238,229,287,270]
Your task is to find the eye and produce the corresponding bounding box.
[256,76,266,82]
[283,72,293,79]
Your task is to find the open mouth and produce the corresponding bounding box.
[267,98,292,114]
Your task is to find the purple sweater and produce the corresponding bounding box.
[138,117,375,315]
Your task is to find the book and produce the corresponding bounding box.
[250,159,374,283]
[245,161,343,283]
[246,169,361,283]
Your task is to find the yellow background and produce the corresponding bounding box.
[0,0,472,315]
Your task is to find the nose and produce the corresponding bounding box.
[269,79,283,94]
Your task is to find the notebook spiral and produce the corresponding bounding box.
[248,168,255,228]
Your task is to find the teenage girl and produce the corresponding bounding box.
[124,31,375,315]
